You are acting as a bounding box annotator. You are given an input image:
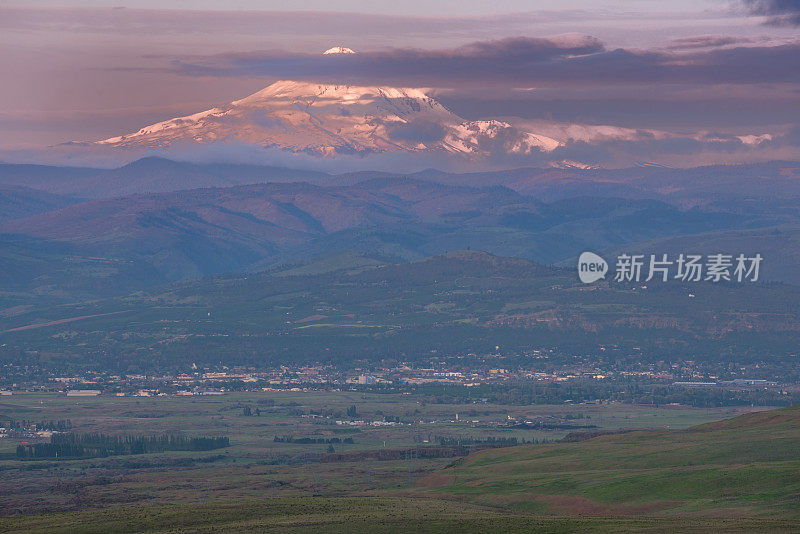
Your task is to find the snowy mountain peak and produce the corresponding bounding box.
[95,80,561,157]
[230,80,434,106]
[323,46,356,55]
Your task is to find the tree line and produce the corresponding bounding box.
[16,433,229,459]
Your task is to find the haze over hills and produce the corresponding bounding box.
[2,171,791,302]
[5,157,800,205]
[408,161,800,207]
[1,157,800,303]
[0,158,329,199]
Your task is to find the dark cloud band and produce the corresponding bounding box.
[743,0,800,26]
[168,36,800,88]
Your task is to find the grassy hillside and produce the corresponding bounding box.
[1,496,795,533]
[417,404,800,517]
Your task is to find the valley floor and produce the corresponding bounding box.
[1,392,798,532]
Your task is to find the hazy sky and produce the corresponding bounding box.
[0,0,728,16]
[1,0,799,166]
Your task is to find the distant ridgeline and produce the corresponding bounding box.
[16,433,229,459]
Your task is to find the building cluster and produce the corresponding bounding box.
[0,356,791,397]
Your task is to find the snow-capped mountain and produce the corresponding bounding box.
[96,79,560,157]
[323,46,356,55]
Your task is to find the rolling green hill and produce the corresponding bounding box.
[417,404,800,517]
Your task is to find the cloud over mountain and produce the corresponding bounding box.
[168,35,800,88]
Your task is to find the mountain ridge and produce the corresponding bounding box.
[0,177,784,303]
